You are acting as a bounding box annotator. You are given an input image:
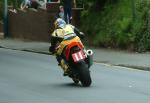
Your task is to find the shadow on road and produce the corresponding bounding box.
[52,83,82,88]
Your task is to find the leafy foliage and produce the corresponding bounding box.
[0,0,22,20]
[0,1,3,20]
[80,0,150,52]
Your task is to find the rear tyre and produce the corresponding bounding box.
[77,61,92,87]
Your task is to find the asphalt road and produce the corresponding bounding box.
[0,48,150,103]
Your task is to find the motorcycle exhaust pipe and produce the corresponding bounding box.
[86,49,93,68]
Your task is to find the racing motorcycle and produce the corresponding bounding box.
[54,39,93,87]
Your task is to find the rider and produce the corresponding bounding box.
[49,18,85,76]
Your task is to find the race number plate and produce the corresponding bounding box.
[72,51,86,62]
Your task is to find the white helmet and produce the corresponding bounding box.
[54,18,66,29]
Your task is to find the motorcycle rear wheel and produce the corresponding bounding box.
[77,61,92,87]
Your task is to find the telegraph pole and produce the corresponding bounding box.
[3,0,8,37]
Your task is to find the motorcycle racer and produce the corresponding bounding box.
[49,18,85,76]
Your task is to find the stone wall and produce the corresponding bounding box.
[8,3,82,42]
[8,9,56,41]
[0,21,4,39]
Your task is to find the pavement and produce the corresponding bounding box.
[0,38,150,70]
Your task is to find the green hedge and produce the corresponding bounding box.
[80,0,150,52]
[0,1,3,20]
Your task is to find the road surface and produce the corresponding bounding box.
[0,48,150,103]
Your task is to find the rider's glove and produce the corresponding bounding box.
[49,46,55,54]
[79,32,85,39]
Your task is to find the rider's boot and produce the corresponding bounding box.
[72,78,79,84]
